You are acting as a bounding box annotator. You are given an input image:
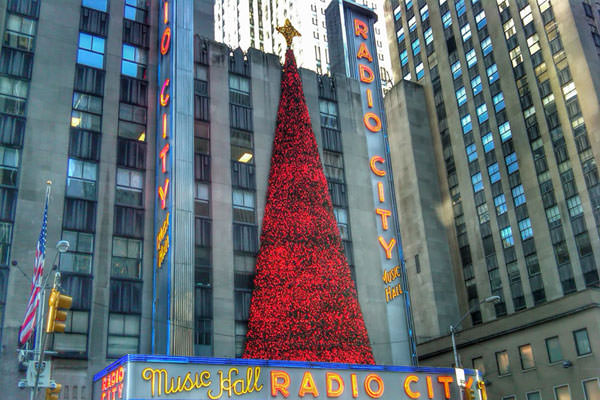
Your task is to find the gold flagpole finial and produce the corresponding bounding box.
[46,180,52,185]
[277,19,301,48]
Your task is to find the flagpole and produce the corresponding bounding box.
[30,181,52,400]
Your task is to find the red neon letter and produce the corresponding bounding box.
[163,1,169,24]
[370,156,386,176]
[162,113,168,138]
[437,376,453,399]
[426,376,434,399]
[158,179,170,209]
[377,182,385,202]
[271,371,290,397]
[160,27,171,55]
[351,374,359,398]
[159,143,170,173]
[326,373,344,397]
[404,375,420,399]
[363,374,384,398]
[367,89,373,108]
[376,208,392,230]
[378,236,396,259]
[298,371,319,397]
[160,79,170,107]
[364,112,382,132]
[354,18,368,39]
[359,64,375,83]
[357,42,373,62]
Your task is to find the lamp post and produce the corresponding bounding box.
[450,295,501,368]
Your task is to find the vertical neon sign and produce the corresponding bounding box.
[326,0,417,365]
[153,0,174,354]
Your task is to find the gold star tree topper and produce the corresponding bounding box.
[277,19,301,48]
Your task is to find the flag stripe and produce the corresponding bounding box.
[18,195,48,345]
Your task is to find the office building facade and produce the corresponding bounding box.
[0,0,413,398]
[384,0,600,397]
[214,0,395,88]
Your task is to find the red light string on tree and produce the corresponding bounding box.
[242,20,374,364]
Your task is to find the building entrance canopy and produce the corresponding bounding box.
[93,355,486,400]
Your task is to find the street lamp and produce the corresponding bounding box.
[450,295,501,368]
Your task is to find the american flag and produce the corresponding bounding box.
[18,194,48,345]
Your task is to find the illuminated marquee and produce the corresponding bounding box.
[93,356,488,400]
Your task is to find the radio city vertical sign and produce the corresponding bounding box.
[325,1,416,365]
[153,0,195,355]
[153,0,174,354]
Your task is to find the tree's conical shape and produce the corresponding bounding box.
[242,49,375,364]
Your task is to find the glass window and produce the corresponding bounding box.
[472,357,486,376]
[3,13,36,52]
[520,5,533,26]
[488,163,500,183]
[111,237,142,279]
[408,16,417,32]
[499,121,512,142]
[476,103,488,123]
[82,0,108,12]
[567,196,583,217]
[481,36,493,55]
[107,313,140,358]
[526,392,541,400]
[546,206,561,224]
[500,226,514,248]
[554,385,571,400]
[518,218,533,240]
[420,5,429,20]
[472,172,483,193]
[466,143,478,162]
[477,203,489,224]
[77,33,105,69]
[494,194,507,215]
[496,350,510,375]
[512,184,526,206]
[475,11,487,29]
[505,152,519,174]
[461,114,472,133]
[400,49,408,66]
[73,92,102,115]
[493,92,505,112]
[573,328,592,356]
[424,28,433,45]
[59,230,94,274]
[124,0,148,23]
[411,38,420,55]
[122,44,148,79]
[0,146,19,187]
[487,64,499,83]
[527,33,541,55]
[545,336,563,363]
[461,24,472,41]
[503,19,516,39]
[116,168,143,207]
[583,379,600,400]
[471,75,482,95]
[456,87,467,106]
[229,75,250,94]
[451,61,462,79]
[66,158,97,200]
[0,77,29,116]
[397,27,405,43]
[233,189,256,224]
[415,63,424,80]
[442,11,452,28]
[334,207,349,240]
[510,46,523,67]
[519,344,535,369]
[466,49,477,68]
[482,132,494,153]
[456,0,466,16]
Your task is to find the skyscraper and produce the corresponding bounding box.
[214,0,395,87]
[384,0,600,397]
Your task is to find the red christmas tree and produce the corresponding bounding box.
[243,22,375,364]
